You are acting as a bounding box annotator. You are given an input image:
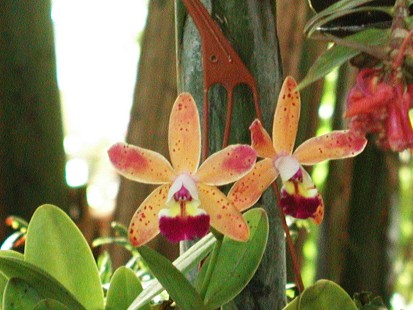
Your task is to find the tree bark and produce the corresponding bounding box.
[112,0,178,265]
[340,144,397,304]
[316,64,354,282]
[0,0,69,234]
[176,1,286,308]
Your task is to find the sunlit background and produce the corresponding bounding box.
[52,0,148,216]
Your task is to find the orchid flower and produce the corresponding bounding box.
[108,93,257,246]
[228,77,367,224]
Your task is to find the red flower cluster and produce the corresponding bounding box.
[345,68,413,152]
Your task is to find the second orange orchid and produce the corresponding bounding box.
[229,76,368,224]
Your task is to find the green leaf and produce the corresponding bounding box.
[25,204,104,310]
[3,278,42,310]
[0,251,23,303]
[0,250,24,260]
[106,267,148,310]
[297,28,388,91]
[283,296,300,310]
[0,254,84,309]
[129,233,215,310]
[33,299,71,310]
[298,280,357,310]
[202,208,269,310]
[137,246,206,310]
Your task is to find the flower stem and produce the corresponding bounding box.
[253,88,305,294]
[271,182,305,294]
[392,28,413,70]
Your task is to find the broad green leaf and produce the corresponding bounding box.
[3,278,42,310]
[194,253,211,292]
[297,28,388,91]
[25,204,104,310]
[33,299,71,310]
[203,208,269,310]
[221,300,238,310]
[129,233,215,309]
[0,254,84,309]
[0,251,23,303]
[106,267,148,310]
[0,250,23,260]
[298,280,357,310]
[137,246,206,310]
[282,296,299,310]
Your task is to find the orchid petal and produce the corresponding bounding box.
[273,76,300,154]
[228,158,278,211]
[274,156,300,182]
[198,184,249,242]
[293,130,368,166]
[249,119,277,158]
[128,184,170,247]
[196,145,256,186]
[108,143,175,184]
[168,93,201,174]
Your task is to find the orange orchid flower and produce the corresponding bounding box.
[108,93,257,246]
[228,77,368,224]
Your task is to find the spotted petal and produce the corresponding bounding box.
[128,184,170,247]
[293,130,367,166]
[198,184,249,242]
[196,145,256,186]
[169,93,201,174]
[249,119,277,159]
[108,143,175,184]
[228,158,278,211]
[273,76,300,154]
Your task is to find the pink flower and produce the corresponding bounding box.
[229,77,367,224]
[108,93,257,246]
[345,68,413,152]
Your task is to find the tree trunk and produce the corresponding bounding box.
[176,1,286,308]
[316,64,354,282]
[340,144,397,304]
[0,0,69,235]
[112,0,178,265]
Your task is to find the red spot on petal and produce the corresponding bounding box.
[108,143,148,171]
[222,146,256,173]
